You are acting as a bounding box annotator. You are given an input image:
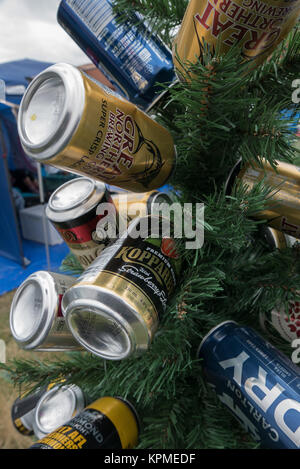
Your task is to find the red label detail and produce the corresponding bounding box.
[56,214,104,244]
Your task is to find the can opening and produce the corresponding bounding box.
[21,76,66,146]
[67,308,132,360]
[11,281,44,341]
[35,387,76,434]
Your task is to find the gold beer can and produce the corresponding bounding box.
[62,216,181,360]
[17,63,176,193]
[173,0,300,76]
[226,159,300,239]
[111,190,172,225]
[30,396,139,449]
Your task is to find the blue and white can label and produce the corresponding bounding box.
[198,321,300,449]
[57,0,177,111]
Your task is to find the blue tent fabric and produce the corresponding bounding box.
[0,59,52,266]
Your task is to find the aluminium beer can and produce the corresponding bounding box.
[172,0,300,78]
[9,271,81,351]
[61,216,181,360]
[11,387,49,437]
[32,384,86,439]
[57,0,177,112]
[198,320,300,448]
[17,63,176,193]
[225,158,300,240]
[46,177,118,269]
[30,396,139,449]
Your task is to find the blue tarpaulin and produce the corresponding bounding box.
[0,59,52,265]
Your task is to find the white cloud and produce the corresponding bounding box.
[0,0,90,65]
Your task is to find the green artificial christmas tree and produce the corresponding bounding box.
[2,0,300,449]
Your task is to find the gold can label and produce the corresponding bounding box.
[236,160,300,239]
[48,74,175,193]
[173,0,300,74]
[30,397,139,449]
[112,190,162,224]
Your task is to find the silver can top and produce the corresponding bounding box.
[17,63,85,161]
[46,177,107,223]
[33,384,85,439]
[10,271,59,350]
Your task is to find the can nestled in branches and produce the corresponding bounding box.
[10,271,81,351]
[111,190,172,225]
[11,387,49,436]
[32,384,86,439]
[226,159,300,240]
[46,177,117,269]
[57,0,177,111]
[260,298,300,342]
[30,396,139,449]
[62,216,181,360]
[17,63,175,193]
[198,321,300,448]
[173,0,300,77]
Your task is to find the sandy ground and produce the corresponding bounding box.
[0,290,57,449]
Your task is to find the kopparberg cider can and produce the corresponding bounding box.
[33,384,86,439]
[62,216,181,360]
[57,0,177,112]
[17,63,176,193]
[111,190,172,225]
[226,159,300,239]
[30,396,139,449]
[46,177,117,269]
[10,271,81,351]
[173,0,300,78]
[198,321,300,448]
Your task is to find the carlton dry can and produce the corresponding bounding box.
[198,321,300,448]
[30,396,139,449]
[57,0,177,112]
[226,159,300,240]
[10,271,81,351]
[111,190,172,225]
[173,0,300,78]
[62,216,181,360]
[17,63,176,193]
[260,298,300,342]
[32,384,86,439]
[46,177,117,269]
[11,387,50,437]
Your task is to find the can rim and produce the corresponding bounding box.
[33,384,85,438]
[9,271,58,349]
[64,296,142,361]
[197,320,237,358]
[115,396,142,433]
[224,158,243,196]
[46,177,107,223]
[18,63,85,161]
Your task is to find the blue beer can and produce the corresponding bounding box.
[57,0,177,111]
[198,321,300,449]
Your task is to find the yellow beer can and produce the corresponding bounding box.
[173,0,300,76]
[17,63,176,193]
[226,159,300,239]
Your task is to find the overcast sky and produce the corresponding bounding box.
[0,0,89,65]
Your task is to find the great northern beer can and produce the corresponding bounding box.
[226,159,300,239]
[173,0,300,78]
[46,177,117,269]
[57,0,177,111]
[10,271,81,351]
[62,216,181,360]
[111,190,172,225]
[198,320,300,448]
[17,63,175,193]
[11,387,49,436]
[33,384,86,439]
[30,396,139,449]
